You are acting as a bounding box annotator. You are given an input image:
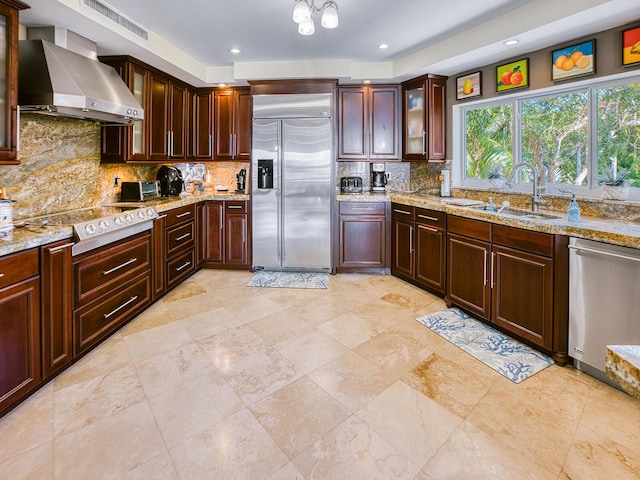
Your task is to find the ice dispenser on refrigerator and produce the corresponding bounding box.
[258,159,273,189]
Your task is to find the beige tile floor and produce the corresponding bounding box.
[1,270,640,480]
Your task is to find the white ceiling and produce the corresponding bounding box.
[18,0,640,87]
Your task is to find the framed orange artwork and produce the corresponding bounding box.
[551,40,595,81]
[623,26,640,67]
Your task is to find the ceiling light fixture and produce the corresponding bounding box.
[229,48,241,54]
[292,0,339,36]
[377,43,389,50]
[503,39,519,46]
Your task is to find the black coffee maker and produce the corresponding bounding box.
[236,169,246,193]
[156,165,184,196]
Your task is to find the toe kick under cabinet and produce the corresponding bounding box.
[72,231,152,356]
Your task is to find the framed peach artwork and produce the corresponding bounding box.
[552,40,595,81]
[496,58,528,93]
[623,26,640,67]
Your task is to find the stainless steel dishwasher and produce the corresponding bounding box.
[568,237,640,385]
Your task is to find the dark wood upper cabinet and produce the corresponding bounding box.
[338,85,400,161]
[192,90,214,160]
[149,72,187,161]
[215,88,251,161]
[0,0,29,165]
[401,74,447,162]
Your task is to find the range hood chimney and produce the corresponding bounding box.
[18,27,143,124]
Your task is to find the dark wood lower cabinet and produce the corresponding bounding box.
[204,200,250,269]
[40,240,73,380]
[0,249,41,415]
[338,202,389,273]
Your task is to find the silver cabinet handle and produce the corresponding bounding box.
[227,205,243,209]
[209,134,213,155]
[156,214,168,219]
[490,252,495,288]
[417,214,439,222]
[409,226,414,253]
[176,261,191,272]
[393,209,412,215]
[568,245,640,263]
[0,273,4,278]
[483,249,488,286]
[103,258,137,276]
[176,211,191,218]
[351,206,375,210]
[48,242,75,253]
[422,131,426,156]
[175,232,191,241]
[417,224,438,233]
[104,296,138,319]
[166,131,171,156]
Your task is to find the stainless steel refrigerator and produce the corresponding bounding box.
[251,93,333,272]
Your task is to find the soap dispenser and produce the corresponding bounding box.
[485,197,496,212]
[567,194,581,224]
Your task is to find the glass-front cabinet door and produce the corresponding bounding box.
[128,64,148,161]
[0,0,29,165]
[404,83,426,159]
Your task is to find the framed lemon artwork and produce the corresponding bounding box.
[456,71,481,100]
[623,26,640,67]
[551,40,595,82]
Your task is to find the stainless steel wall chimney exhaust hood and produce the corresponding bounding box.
[18,27,143,124]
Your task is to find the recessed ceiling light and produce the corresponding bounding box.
[377,43,388,50]
[229,48,241,54]
[217,83,227,88]
[363,80,371,84]
[503,39,519,46]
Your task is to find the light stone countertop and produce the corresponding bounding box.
[3,191,640,256]
[338,192,640,250]
[606,345,640,401]
[0,193,250,257]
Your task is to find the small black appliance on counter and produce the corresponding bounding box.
[236,169,247,193]
[156,165,184,196]
[119,181,160,202]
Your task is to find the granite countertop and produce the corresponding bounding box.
[338,192,640,250]
[0,192,250,257]
[606,345,640,400]
[3,190,640,256]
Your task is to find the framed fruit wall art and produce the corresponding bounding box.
[622,26,640,67]
[456,71,482,100]
[496,58,528,93]
[551,40,595,81]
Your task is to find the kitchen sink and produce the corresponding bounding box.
[469,205,562,220]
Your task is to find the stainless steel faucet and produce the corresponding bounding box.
[506,162,547,212]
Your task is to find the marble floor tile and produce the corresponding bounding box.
[308,350,396,413]
[133,341,216,398]
[275,329,349,375]
[147,371,244,447]
[250,376,351,458]
[246,308,316,345]
[579,380,640,452]
[224,292,290,323]
[265,462,307,480]
[292,416,420,480]
[53,364,146,436]
[466,381,577,475]
[356,380,462,468]
[178,306,242,340]
[316,311,387,349]
[403,352,496,418]
[121,321,193,362]
[422,420,557,480]
[559,424,640,480]
[169,409,289,480]
[117,452,179,480]
[0,384,53,464]
[0,441,53,480]
[53,402,165,480]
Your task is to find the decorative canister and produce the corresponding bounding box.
[0,199,13,230]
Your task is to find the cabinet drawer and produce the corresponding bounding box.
[166,221,195,257]
[167,248,195,288]
[73,233,151,307]
[447,215,491,242]
[0,248,39,288]
[340,202,386,215]
[492,224,554,257]
[391,203,415,221]
[74,274,151,355]
[225,201,247,214]
[165,204,195,227]
[415,208,446,229]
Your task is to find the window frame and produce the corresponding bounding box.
[452,69,640,202]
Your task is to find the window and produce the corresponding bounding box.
[455,73,640,200]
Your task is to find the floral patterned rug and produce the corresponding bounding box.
[247,271,329,289]
[417,308,553,383]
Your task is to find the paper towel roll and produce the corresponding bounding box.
[440,169,451,197]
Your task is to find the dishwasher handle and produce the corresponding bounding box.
[568,244,640,263]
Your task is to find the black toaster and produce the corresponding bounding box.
[340,176,363,194]
[120,181,160,202]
